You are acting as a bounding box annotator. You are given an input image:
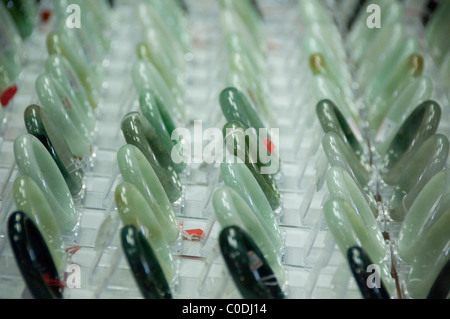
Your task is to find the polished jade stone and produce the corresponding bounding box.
[46,30,100,110]
[8,212,64,299]
[323,198,395,296]
[219,226,285,299]
[117,144,179,243]
[223,120,281,211]
[14,133,78,233]
[24,105,84,197]
[115,182,176,282]
[406,202,449,299]
[347,247,391,299]
[1,0,37,39]
[132,60,185,125]
[345,0,365,30]
[376,76,433,135]
[220,157,282,250]
[326,166,379,220]
[212,186,285,284]
[226,32,265,76]
[13,176,67,274]
[397,169,450,262]
[316,99,365,159]
[378,100,442,181]
[121,112,183,203]
[298,0,335,25]
[36,73,93,158]
[121,225,172,299]
[322,132,371,188]
[139,90,186,173]
[45,54,97,127]
[137,41,185,101]
[427,259,450,299]
[388,134,449,221]
[425,1,450,65]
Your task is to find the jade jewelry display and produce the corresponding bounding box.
[0,0,448,301]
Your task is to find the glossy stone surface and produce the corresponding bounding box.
[427,259,450,299]
[212,186,285,284]
[397,169,450,262]
[1,0,37,39]
[347,247,391,299]
[36,73,93,159]
[14,133,78,233]
[218,226,285,299]
[223,120,281,211]
[24,104,84,197]
[322,132,371,187]
[13,176,66,274]
[316,99,365,159]
[117,144,179,243]
[115,182,175,282]
[139,90,186,173]
[131,60,185,125]
[121,225,172,299]
[378,100,442,178]
[8,211,64,299]
[322,198,395,296]
[425,1,450,65]
[220,158,282,250]
[388,135,449,221]
[120,112,183,203]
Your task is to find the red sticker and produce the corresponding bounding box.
[41,10,52,22]
[183,229,205,240]
[1,85,18,107]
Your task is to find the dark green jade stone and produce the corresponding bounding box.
[121,112,183,203]
[223,120,281,211]
[219,225,285,299]
[347,246,391,299]
[24,104,84,197]
[121,225,172,299]
[316,99,365,159]
[8,211,64,299]
[427,259,450,299]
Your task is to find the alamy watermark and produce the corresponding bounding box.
[366,4,381,29]
[66,4,81,29]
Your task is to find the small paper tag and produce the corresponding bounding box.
[247,251,263,271]
[1,85,18,107]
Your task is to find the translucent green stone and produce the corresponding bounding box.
[1,0,37,40]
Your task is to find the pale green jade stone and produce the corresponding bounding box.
[220,158,282,250]
[323,198,395,296]
[14,134,78,233]
[13,176,67,274]
[388,135,449,221]
[425,1,450,65]
[212,186,285,284]
[139,90,186,173]
[131,60,185,125]
[45,54,96,130]
[298,0,335,25]
[406,202,450,299]
[226,33,266,76]
[326,166,379,220]
[117,144,179,243]
[115,182,175,282]
[397,169,450,262]
[35,73,92,158]
[322,132,371,188]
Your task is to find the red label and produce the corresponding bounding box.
[183,229,205,240]
[1,85,18,107]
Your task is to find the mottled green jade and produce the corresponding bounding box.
[388,134,449,221]
[13,176,66,274]
[223,120,281,211]
[36,73,93,159]
[121,225,172,299]
[132,60,185,125]
[326,166,379,219]
[45,54,96,130]
[219,226,285,299]
[24,105,84,197]
[115,182,175,282]
[14,134,78,233]
[117,144,179,243]
[8,212,64,299]
[139,90,186,173]
[397,169,450,262]
[212,186,285,284]
[323,198,395,296]
[1,0,37,40]
[121,112,183,203]
[220,157,282,250]
[322,132,371,187]
[378,100,442,183]
[316,99,365,160]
